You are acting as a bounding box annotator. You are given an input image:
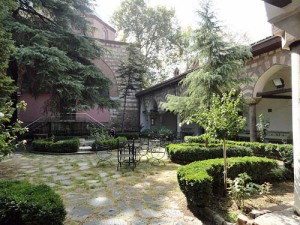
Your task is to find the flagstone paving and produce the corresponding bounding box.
[0,152,205,225]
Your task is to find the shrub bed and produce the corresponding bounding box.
[92,136,127,151]
[183,136,293,167]
[31,138,80,153]
[116,132,139,140]
[0,180,66,225]
[166,144,253,164]
[177,156,278,207]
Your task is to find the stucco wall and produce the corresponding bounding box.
[19,93,51,123]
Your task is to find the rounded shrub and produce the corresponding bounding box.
[166,143,253,164]
[92,136,127,151]
[31,138,80,153]
[177,156,278,207]
[0,180,66,225]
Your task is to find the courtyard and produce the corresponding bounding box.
[0,152,205,225]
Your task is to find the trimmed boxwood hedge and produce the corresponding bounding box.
[92,136,127,151]
[31,138,80,153]
[183,136,293,167]
[177,156,278,207]
[0,180,66,225]
[166,144,253,164]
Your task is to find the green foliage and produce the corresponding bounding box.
[183,136,293,170]
[112,0,182,85]
[227,173,271,210]
[140,127,174,139]
[92,137,128,151]
[184,135,220,144]
[31,138,80,153]
[161,2,251,119]
[116,132,139,140]
[0,180,66,225]
[256,114,270,142]
[0,101,27,159]
[177,157,277,206]
[188,90,246,140]
[5,0,117,113]
[167,144,253,164]
[88,126,110,140]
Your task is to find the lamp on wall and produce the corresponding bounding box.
[272,78,285,88]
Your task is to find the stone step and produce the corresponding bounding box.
[79,139,95,147]
[79,146,92,151]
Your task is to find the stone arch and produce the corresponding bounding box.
[92,58,119,97]
[253,64,290,97]
[243,49,291,98]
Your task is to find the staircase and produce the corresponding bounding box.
[24,113,107,137]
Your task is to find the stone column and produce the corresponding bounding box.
[249,103,257,142]
[290,41,300,215]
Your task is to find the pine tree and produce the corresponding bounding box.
[117,44,147,131]
[5,0,117,113]
[161,1,251,120]
[0,0,27,158]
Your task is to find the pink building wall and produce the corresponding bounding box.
[87,15,116,40]
[19,93,51,123]
[80,107,110,123]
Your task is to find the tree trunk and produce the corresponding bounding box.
[121,92,127,133]
[223,137,227,196]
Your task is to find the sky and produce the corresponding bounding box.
[94,0,273,44]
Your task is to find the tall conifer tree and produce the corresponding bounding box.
[161,1,251,120]
[5,0,117,113]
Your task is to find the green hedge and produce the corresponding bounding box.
[92,136,127,151]
[177,157,278,207]
[166,144,253,164]
[0,180,66,225]
[183,136,293,168]
[184,136,220,144]
[31,138,80,153]
[116,132,139,140]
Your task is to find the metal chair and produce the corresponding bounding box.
[95,143,113,165]
[117,140,137,171]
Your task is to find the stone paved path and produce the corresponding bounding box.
[0,152,205,225]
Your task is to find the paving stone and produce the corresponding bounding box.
[60,179,73,186]
[53,175,69,181]
[86,180,100,184]
[150,218,174,225]
[120,208,135,218]
[83,219,128,225]
[163,209,184,217]
[69,206,93,222]
[112,174,121,179]
[99,172,108,177]
[143,196,152,202]
[139,209,162,218]
[131,218,149,225]
[45,182,56,187]
[133,183,143,188]
[131,201,144,209]
[88,197,112,207]
[98,207,119,217]
[44,167,59,173]
[79,165,90,170]
[254,208,300,225]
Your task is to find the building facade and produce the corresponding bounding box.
[20,15,140,135]
[136,36,293,143]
